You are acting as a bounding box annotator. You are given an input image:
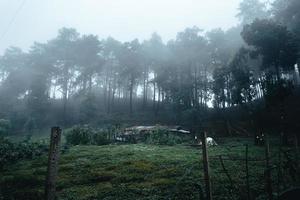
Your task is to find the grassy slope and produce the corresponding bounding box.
[0,138,291,200]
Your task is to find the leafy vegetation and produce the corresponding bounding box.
[0,119,11,136]
[0,136,48,169]
[65,125,191,146]
[65,126,112,146]
[142,129,191,145]
[1,138,299,200]
[0,0,299,138]
[0,0,300,199]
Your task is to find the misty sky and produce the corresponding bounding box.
[0,0,242,54]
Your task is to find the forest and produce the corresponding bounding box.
[0,0,300,199]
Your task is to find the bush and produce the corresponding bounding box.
[23,118,37,132]
[0,119,11,135]
[65,125,111,146]
[142,129,190,145]
[92,133,110,145]
[0,137,48,169]
[65,126,92,145]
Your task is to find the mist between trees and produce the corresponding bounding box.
[0,0,299,132]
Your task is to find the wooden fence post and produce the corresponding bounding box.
[45,127,62,200]
[294,134,299,162]
[201,131,212,200]
[245,144,251,200]
[265,135,273,200]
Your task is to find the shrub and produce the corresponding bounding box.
[23,118,37,132]
[65,126,92,145]
[0,137,48,169]
[0,119,11,135]
[142,129,190,145]
[65,125,111,146]
[92,132,110,145]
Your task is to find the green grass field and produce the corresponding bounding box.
[0,137,298,200]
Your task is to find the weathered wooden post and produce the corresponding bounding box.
[294,134,299,161]
[277,139,284,194]
[45,127,62,200]
[201,131,212,200]
[265,134,273,200]
[294,134,299,183]
[245,144,251,200]
[295,134,299,151]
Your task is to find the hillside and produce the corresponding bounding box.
[1,138,297,200]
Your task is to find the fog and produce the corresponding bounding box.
[0,0,241,54]
[1,1,300,199]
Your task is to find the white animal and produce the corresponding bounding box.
[115,136,126,142]
[194,136,218,146]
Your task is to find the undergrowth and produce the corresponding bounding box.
[0,138,299,200]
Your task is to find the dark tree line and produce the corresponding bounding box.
[0,0,299,133]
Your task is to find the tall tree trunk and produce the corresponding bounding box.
[200,89,203,107]
[143,71,147,109]
[226,75,231,107]
[193,65,198,108]
[258,76,264,98]
[63,93,67,126]
[153,81,156,111]
[82,74,87,94]
[88,74,92,94]
[107,80,111,114]
[129,77,134,116]
[124,87,128,106]
[142,66,149,109]
[118,84,121,102]
[155,87,161,116]
[104,74,108,107]
[52,82,57,99]
[111,79,116,111]
[222,88,226,109]
[293,62,300,85]
[275,63,288,145]
[275,62,281,84]
[204,66,208,108]
[145,73,149,104]
[62,67,69,126]
[297,61,300,85]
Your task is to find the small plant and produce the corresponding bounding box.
[142,129,190,145]
[65,125,112,146]
[0,136,48,169]
[65,126,92,145]
[92,132,110,145]
[0,119,11,136]
[23,118,37,132]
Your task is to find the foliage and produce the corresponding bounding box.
[212,67,228,108]
[1,139,299,200]
[229,47,256,105]
[65,125,111,146]
[241,18,298,117]
[0,136,48,169]
[23,118,37,132]
[0,1,299,137]
[142,129,190,145]
[241,19,298,72]
[272,0,300,68]
[273,0,300,39]
[0,119,11,135]
[237,0,269,25]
